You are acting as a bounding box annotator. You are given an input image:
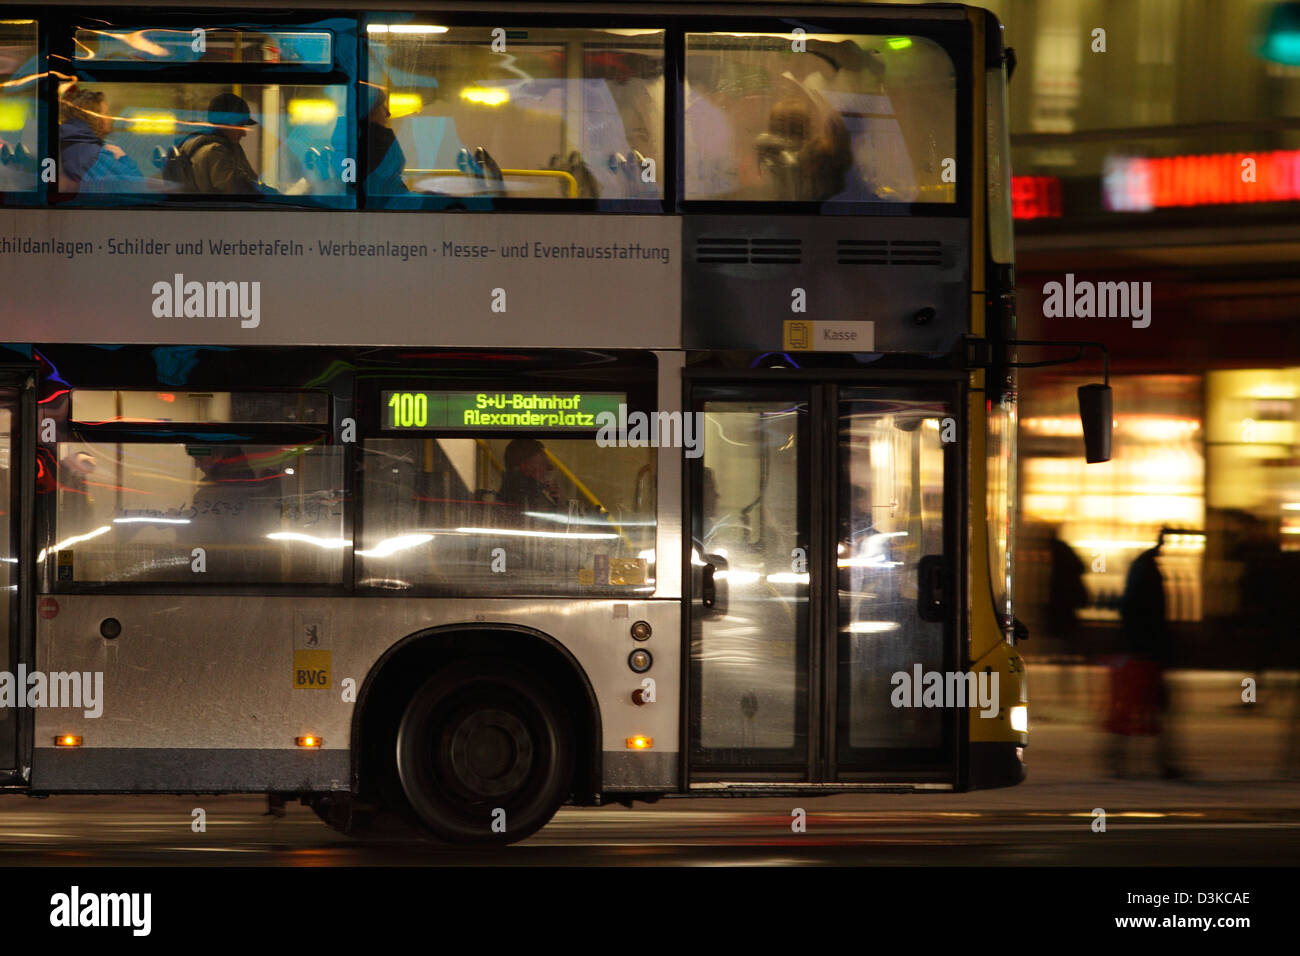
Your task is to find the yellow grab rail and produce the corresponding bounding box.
[406,168,579,198]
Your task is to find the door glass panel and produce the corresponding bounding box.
[693,399,807,770]
[837,396,949,766]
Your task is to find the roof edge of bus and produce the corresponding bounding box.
[10,0,974,17]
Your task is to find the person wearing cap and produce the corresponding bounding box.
[496,438,561,514]
[168,92,276,194]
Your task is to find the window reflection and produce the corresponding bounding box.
[71,389,328,425]
[366,24,665,201]
[359,436,655,592]
[695,403,806,756]
[0,19,38,193]
[684,32,956,203]
[48,442,344,584]
[838,400,947,751]
[73,27,332,65]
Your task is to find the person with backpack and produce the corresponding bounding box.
[166,93,276,195]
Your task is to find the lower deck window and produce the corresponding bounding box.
[47,442,344,585]
[359,436,655,593]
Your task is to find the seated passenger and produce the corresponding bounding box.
[496,438,561,514]
[360,87,411,196]
[547,150,599,199]
[165,93,277,195]
[754,95,852,202]
[59,88,144,193]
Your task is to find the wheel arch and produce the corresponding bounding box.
[350,622,603,805]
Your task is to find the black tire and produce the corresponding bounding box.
[309,793,379,836]
[396,660,573,845]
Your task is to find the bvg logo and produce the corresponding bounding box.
[293,650,331,690]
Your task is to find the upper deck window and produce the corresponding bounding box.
[56,81,350,199]
[0,19,38,194]
[73,28,333,66]
[56,18,354,205]
[365,21,664,203]
[684,32,956,204]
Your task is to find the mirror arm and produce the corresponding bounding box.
[1003,339,1109,385]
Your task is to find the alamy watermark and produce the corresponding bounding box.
[1042,273,1151,328]
[890,665,999,718]
[151,272,260,328]
[0,665,103,718]
[50,886,151,936]
[596,405,704,458]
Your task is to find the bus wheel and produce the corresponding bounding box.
[396,660,573,845]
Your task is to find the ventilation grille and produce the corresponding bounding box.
[837,238,943,266]
[696,236,802,265]
[836,239,887,265]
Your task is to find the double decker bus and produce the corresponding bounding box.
[0,1,1075,845]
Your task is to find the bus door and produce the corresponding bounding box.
[687,380,960,785]
[0,370,34,783]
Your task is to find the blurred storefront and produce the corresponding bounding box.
[980,0,1300,666]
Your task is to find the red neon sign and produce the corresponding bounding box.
[1104,149,1300,211]
[1012,175,1063,219]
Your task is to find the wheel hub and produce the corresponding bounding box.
[448,707,534,797]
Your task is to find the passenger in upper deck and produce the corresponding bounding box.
[754,93,852,202]
[359,85,411,196]
[58,88,145,193]
[166,93,277,195]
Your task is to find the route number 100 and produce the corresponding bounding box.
[388,392,429,428]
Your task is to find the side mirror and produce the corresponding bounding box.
[1077,383,1112,463]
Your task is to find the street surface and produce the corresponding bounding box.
[1,685,1296,865]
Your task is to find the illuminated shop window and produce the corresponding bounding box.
[1203,368,1300,620]
[1018,375,1205,629]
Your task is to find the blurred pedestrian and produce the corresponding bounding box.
[1275,548,1300,778]
[1047,527,1090,718]
[1047,527,1088,644]
[1231,512,1285,687]
[1105,528,1186,779]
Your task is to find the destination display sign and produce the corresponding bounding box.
[381,390,625,430]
